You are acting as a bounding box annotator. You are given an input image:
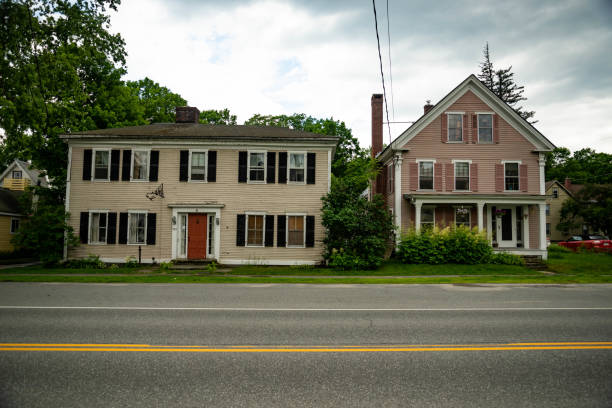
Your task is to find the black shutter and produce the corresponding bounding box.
[146,213,156,245]
[118,212,128,244]
[266,152,276,184]
[208,151,217,182]
[82,150,92,180]
[265,215,274,247]
[238,151,247,182]
[307,152,316,184]
[107,212,117,244]
[276,215,286,247]
[179,150,189,181]
[306,215,315,247]
[278,152,287,184]
[121,150,131,181]
[149,151,159,182]
[79,212,89,243]
[110,150,120,181]
[236,214,246,246]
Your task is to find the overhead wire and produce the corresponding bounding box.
[372,0,392,144]
[386,0,395,123]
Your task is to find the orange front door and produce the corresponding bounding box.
[188,214,207,259]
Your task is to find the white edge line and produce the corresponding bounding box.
[0,306,612,311]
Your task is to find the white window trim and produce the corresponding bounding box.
[477,113,494,144]
[446,113,463,143]
[287,151,306,185]
[503,161,522,192]
[88,210,109,245]
[454,207,471,227]
[245,212,266,247]
[12,170,22,179]
[92,148,111,182]
[130,148,151,182]
[453,160,471,192]
[286,213,306,248]
[188,149,208,183]
[416,159,435,191]
[127,210,148,246]
[10,217,20,234]
[247,150,267,184]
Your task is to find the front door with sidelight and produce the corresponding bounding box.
[497,207,516,247]
[188,214,207,259]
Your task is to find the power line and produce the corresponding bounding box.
[372,0,392,145]
[386,0,395,121]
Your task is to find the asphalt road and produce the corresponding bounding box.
[1,283,611,407]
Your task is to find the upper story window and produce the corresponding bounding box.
[478,114,493,143]
[10,218,20,234]
[190,151,207,181]
[131,150,149,181]
[448,114,462,142]
[454,162,470,191]
[546,204,550,216]
[504,162,520,191]
[248,152,265,182]
[93,149,110,181]
[12,170,22,179]
[89,212,107,244]
[419,161,434,190]
[289,152,305,183]
[128,212,147,245]
[246,214,264,246]
[552,188,558,198]
[287,215,305,247]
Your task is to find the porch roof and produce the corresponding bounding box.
[403,193,546,205]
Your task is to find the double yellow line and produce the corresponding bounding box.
[1,342,612,353]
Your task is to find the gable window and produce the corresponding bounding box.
[248,152,265,182]
[128,212,147,244]
[246,214,264,246]
[546,223,551,236]
[552,188,558,198]
[287,215,305,247]
[478,114,493,143]
[448,114,462,142]
[419,161,434,190]
[421,207,435,230]
[289,152,305,183]
[454,161,470,191]
[546,204,550,216]
[12,170,22,179]
[190,151,207,181]
[131,150,149,181]
[93,149,110,180]
[455,207,470,227]
[89,212,107,244]
[504,162,520,191]
[10,218,20,234]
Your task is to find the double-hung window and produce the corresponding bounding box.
[89,212,107,244]
[128,212,147,244]
[289,152,305,183]
[287,215,305,247]
[93,149,110,181]
[10,218,19,234]
[248,152,265,182]
[546,204,550,216]
[504,162,520,191]
[419,161,434,190]
[246,214,264,246]
[455,208,470,227]
[552,188,558,198]
[454,161,470,191]
[387,164,394,193]
[131,150,149,181]
[448,114,462,142]
[190,151,207,181]
[478,114,493,143]
[421,207,435,230]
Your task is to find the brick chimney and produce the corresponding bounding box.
[175,106,200,123]
[371,94,383,158]
[424,100,434,115]
[564,177,571,189]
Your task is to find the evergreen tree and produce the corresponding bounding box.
[477,42,495,90]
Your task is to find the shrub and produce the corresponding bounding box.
[63,254,106,269]
[488,252,525,266]
[328,248,374,270]
[206,261,218,273]
[159,262,172,272]
[125,256,139,267]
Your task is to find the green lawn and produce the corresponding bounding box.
[546,246,612,275]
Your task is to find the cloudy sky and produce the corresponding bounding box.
[110,0,612,153]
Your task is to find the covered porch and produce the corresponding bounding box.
[403,194,548,260]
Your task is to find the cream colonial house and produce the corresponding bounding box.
[373,75,555,260]
[62,107,337,264]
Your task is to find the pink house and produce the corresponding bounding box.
[373,75,555,260]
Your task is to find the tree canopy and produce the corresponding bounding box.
[126,77,186,124]
[199,109,237,125]
[558,184,612,236]
[545,147,612,184]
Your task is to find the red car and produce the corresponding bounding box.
[558,235,612,252]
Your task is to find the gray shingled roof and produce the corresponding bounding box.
[0,188,23,214]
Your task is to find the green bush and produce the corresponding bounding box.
[63,254,106,269]
[328,248,375,270]
[488,252,525,266]
[159,262,172,272]
[125,256,139,267]
[206,261,218,273]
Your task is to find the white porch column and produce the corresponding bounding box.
[394,153,403,244]
[486,204,492,243]
[477,201,484,231]
[539,203,547,259]
[522,204,530,249]
[539,153,546,195]
[415,201,422,232]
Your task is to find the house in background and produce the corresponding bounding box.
[0,159,49,191]
[373,74,555,259]
[61,107,337,264]
[545,179,582,242]
[0,188,23,252]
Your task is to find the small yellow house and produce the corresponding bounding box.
[545,180,583,242]
[0,188,23,251]
[0,159,48,190]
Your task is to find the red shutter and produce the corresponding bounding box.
[493,115,500,144]
[445,163,454,191]
[409,162,418,191]
[520,164,528,192]
[463,114,468,143]
[435,207,443,228]
[434,163,442,191]
[470,163,478,192]
[472,114,478,143]
[495,164,504,192]
[441,114,448,143]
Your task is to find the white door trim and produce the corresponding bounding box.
[497,206,517,248]
[171,207,221,260]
